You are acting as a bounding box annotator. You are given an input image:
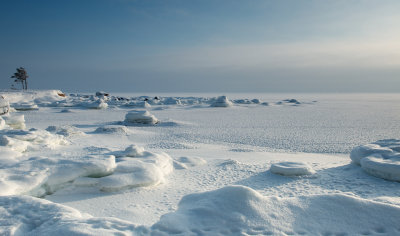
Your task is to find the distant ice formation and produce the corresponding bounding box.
[270,161,315,176]
[351,139,400,182]
[211,96,233,107]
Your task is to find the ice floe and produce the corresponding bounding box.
[351,139,400,182]
[270,161,315,176]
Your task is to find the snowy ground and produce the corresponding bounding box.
[1,90,400,235]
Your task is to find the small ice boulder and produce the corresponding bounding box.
[270,162,315,176]
[124,110,159,125]
[350,139,400,182]
[0,117,6,130]
[211,96,233,107]
[13,103,39,111]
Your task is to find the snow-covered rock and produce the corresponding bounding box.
[351,139,400,182]
[124,110,159,125]
[211,96,233,107]
[270,161,315,176]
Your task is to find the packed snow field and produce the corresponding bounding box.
[1,90,400,235]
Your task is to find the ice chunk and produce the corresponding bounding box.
[124,110,159,125]
[0,117,6,130]
[12,103,39,111]
[98,148,173,191]
[350,139,400,181]
[270,161,315,176]
[211,96,233,107]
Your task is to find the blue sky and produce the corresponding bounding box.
[1,0,399,92]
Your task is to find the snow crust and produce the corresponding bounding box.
[351,139,400,181]
[270,161,315,176]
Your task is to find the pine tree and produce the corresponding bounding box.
[11,67,29,90]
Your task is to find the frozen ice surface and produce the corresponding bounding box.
[1,91,400,234]
[270,161,315,176]
[351,139,400,181]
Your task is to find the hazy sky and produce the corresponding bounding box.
[1,0,400,92]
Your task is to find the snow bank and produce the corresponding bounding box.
[152,185,400,235]
[350,139,400,181]
[124,110,159,125]
[0,195,146,235]
[173,156,207,169]
[270,161,315,176]
[211,96,233,107]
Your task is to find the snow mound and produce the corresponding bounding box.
[0,195,146,235]
[350,139,400,181]
[0,155,116,196]
[152,185,400,235]
[270,161,315,176]
[124,110,159,125]
[211,96,233,107]
[2,114,26,129]
[46,125,85,137]
[93,125,130,134]
[83,99,108,109]
[173,156,207,169]
[117,144,145,157]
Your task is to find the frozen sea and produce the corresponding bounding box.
[1,91,400,235]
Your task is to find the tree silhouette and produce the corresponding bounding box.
[11,67,28,90]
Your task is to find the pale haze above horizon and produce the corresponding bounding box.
[1,0,399,93]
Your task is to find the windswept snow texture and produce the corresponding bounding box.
[270,162,315,176]
[351,139,400,181]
